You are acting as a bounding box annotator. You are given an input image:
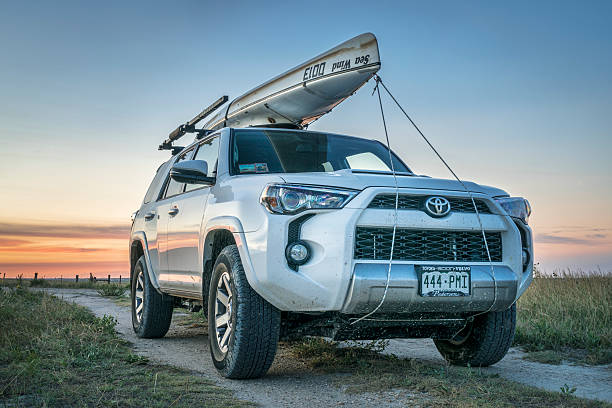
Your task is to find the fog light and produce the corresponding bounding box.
[522,249,530,267]
[286,241,311,265]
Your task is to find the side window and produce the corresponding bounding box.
[185,137,220,192]
[143,162,169,204]
[164,149,192,198]
[345,152,389,171]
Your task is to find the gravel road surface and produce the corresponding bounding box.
[41,289,611,406]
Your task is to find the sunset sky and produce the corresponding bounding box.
[1,1,611,278]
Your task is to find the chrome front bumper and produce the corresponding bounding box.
[341,263,524,314]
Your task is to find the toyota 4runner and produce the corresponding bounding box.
[129,127,533,379]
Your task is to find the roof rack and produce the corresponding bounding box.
[159,95,228,153]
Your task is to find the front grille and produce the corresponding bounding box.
[354,227,502,262]
[368,194,491,214]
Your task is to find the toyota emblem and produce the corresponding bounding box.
[425,196,451,217]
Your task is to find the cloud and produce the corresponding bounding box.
[0,237,30,247]
[535,233,591,245]
[0,237,108,252]
[0,222,130,239]
[3,246,106,253]
[586,233,607,239]
[551,227,610,234]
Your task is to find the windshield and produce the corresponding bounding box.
[231,129,410,175]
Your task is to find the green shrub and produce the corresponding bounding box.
[96,284,127,297]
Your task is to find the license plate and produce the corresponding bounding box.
[417,265,471,297]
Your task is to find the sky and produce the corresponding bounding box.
[0,0,610,278]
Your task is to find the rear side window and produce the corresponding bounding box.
[143,162,169,204]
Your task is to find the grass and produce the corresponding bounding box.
[96,283,127,297]
[112,295,132,307]
[515,270,612,365]
[1,277,129,290]
[4,269,608,405]
[288,337,608,408]
[0,288,250,407]
[175,309,207,329]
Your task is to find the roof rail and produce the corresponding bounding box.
[159,95,228,152]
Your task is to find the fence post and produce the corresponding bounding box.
[107,275,111,284]
[75,274,79,283]
[119,275,121,284]
[34,272,38,281]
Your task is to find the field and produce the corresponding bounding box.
[2,271,611,366]
[0,288,249,407]
[514,270,612,364]
[1,272,610,406]
[0,277,127,290]
[288,337,605,407]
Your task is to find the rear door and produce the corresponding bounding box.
[140,161,171,278]
[165,136,220,296]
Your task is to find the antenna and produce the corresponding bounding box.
[159,95,228,152]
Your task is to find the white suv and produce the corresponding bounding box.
[129,126,533,379]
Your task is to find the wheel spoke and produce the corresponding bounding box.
[216,290,229,306]
[220,327,231,348]
[136,302,143,314]
[135,290,143,299]
[216,313,229,327]
[222,274,231,295]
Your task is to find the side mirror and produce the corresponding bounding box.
[170,160,214,185]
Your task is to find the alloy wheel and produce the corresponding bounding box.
[134,270,145,323]
[214,269,233,353]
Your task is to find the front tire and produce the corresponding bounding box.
[131,256,173,338]
[208,245,280,379]
[434,304,516,367]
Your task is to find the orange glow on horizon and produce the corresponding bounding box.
[0,220,610,279]
[0,220,130,278]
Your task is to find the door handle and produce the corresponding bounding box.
[168,206,179,216]
[144,211,156,221]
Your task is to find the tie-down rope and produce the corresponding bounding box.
[350,74,497,327]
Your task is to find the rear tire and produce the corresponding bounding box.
[434,304,516,367]
[208,245,280,379]
[131,256,173,338]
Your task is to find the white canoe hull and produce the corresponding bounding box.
[204,33,380,130]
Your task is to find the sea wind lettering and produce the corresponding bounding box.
[331,59,351,72]
[355,54,370,65]
[303,62,326,81]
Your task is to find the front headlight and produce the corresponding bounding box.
[260,184,358,215]
[494,197,531,224]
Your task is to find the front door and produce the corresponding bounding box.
[156,147,194,292]
[165,136,220,297]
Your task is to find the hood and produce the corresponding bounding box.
[279,169,508,197]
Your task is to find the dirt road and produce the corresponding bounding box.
[42,289,611,406]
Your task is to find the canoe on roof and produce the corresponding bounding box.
[203,32,381,130]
